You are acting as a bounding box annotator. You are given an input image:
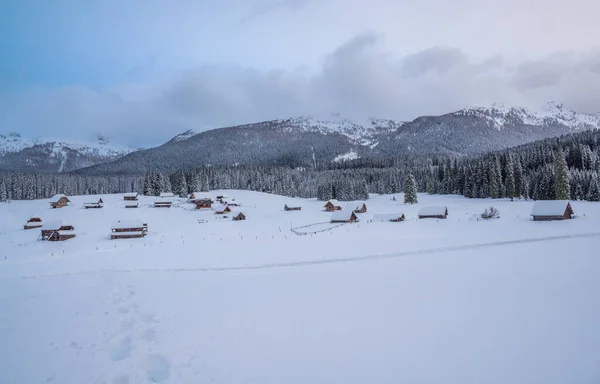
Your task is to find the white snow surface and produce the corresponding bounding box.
[333,150,360,162]
[530,200,572,216]
[112,220,146,230]
[1,191,600,384]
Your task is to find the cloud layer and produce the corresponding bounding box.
[2,33,600,147]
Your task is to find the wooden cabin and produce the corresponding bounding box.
[49,194,70,208]
[232,212,246,221]
[372,213,406,222]
[530,200,574,221]
[83,198,104,209]
[418,206,448,219]
[40,220,76,241]
[123,193,139,201]
[154,199,172,208]
[324,199,343,212]
[24,217,43,230]
[160,192,175,198]
[111,220,148,239]
[331,210,358,223]
[213,204,232,214]
[284,204,302,211]
[125,201,139,208]
[194,198,213,210]
[354,202,367,213]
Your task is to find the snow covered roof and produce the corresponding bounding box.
[125,201,138,205]
[124,192,138,197]
[325,199,342,207]
[155,198,173,203]
[418,206,447,216]
[531,200,572,216]
[212,204,230,212]
[160,192,175,198]
[331,210,356,221]
[372,213,405,221]
[112,220,146,229]
[49,194,68,203]
[43,220,64,230]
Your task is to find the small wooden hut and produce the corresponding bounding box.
[111,220,148,239]
[354,202,367,213]
[372,213,406,222]
[41,220,76,241]
[24,217,43,230]
[154,198,172,208]
[418,206,448,219]
[123,193,139,201]
[324,199,343,212]
[232,212,246,221]
[284,204,302,211]
[49,194,70,208]
[193,198,213,210]
[160,192,175,198]
[125,201,139,208]
[83,198,104,209]
[213,204,232,214]
[530,200,574,221]
[331,210,358,223]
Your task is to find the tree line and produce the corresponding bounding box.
[2,129,600,203]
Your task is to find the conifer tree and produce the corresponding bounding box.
[587,177,600,202]
[404,173,418,204]
[554,148,571,200]
[505,155,516,201]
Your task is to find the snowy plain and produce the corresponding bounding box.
[0,191,599,384]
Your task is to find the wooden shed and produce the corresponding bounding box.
[418,206,448,219]
[372,213,406,222]
[125,201,139,208]
[232,212,246,221]
[284,204,302,211]
[160,192,175,198]
[324,199,343,212]
[193,198,213,210]
[83,198,104,209]
[331,210,358,223]
[154,198,172,208]
[24,217,43,230]
[40,220,76,241]
[111,220,148,239]
[213,204,231,214]
[354,202,367,213]
[123,193,139,201]
[49,194,70,208]
[530,200,574,221]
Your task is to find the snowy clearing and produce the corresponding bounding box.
[1,191,599,384]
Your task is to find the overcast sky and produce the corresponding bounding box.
[1,0,599,147]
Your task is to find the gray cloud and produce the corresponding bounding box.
[2,33,600,148]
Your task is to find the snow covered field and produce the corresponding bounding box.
[1,191,599,384]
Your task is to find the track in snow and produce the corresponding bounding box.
[16,231,600,279]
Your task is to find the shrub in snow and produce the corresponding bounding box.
[481,206,499,219]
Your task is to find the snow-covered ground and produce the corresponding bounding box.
[1,191,599,384]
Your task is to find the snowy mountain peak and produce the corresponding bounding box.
[170,129,198,143]
[453,102,600,131]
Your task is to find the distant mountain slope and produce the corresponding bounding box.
[74,103,600,175]
[0,134,135,173]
